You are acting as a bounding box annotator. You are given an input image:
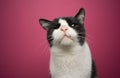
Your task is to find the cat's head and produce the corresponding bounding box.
[39,8,85,47]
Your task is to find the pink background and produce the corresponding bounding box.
[0,0,120,78]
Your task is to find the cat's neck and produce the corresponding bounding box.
[50,41,92,78]
[50,41,89,56]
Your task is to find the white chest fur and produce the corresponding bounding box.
[50,42,92,78]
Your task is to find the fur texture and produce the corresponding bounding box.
[39,8,97,78]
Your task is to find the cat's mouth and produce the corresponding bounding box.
[62,34,72,40]
[58,34,73,42]
[57,34,74,46]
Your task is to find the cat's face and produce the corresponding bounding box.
[39,8,85,47]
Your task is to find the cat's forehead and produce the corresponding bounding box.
[58,19,69,26]
[52,17,78,25]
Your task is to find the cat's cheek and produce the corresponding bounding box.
[52,29,64,41]
[67,28,78,40]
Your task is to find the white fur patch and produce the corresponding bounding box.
[59,19,69,26]
[50,42,92,78]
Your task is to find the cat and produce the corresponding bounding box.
[39,8,97,78]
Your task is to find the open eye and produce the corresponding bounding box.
[71,22,79,27]
[71,24,75,27]
[71,23,78,27]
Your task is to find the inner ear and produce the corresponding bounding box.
[39,19,51,30]
[75,8,85,24]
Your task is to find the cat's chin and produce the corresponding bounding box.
[59,36,73,46]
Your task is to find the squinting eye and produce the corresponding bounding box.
[52,23,60,29]
[56,23,60,27]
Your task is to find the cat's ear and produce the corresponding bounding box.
[75,8,85,24]
[39,19,51,30]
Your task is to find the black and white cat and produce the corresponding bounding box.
[39,8,97,78]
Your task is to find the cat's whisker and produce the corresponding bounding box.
[47,35,53,38]
[78,32,95,46]
[48,38,53,41]
[42,41,49,55]
[44,45,49,56]
[85,33,95,47]
[77,36,95,47]
[39,37,49,41]
[47,37,53,39]
[86,33,92,38]
[39,40,47,46]
[39,39,52,46]
[78,36,94,45]
[42,44,48,55]
[78,34,85,35]
[78,32,85,34]
[86,38,95,47]
[39,40,48,56]
[78,36,85,39]
[78,32,91,37]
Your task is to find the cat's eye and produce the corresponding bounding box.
[56,23,60,27]
[71,23,78,27]
[71,23,76,27]
[71,24,75,27]
[52,23,60,29]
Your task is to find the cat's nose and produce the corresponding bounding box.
[60,26,68,32]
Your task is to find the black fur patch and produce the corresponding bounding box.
[46,19,60,47]
[91,60,98,78]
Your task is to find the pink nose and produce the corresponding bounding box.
[60,26,68,32]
